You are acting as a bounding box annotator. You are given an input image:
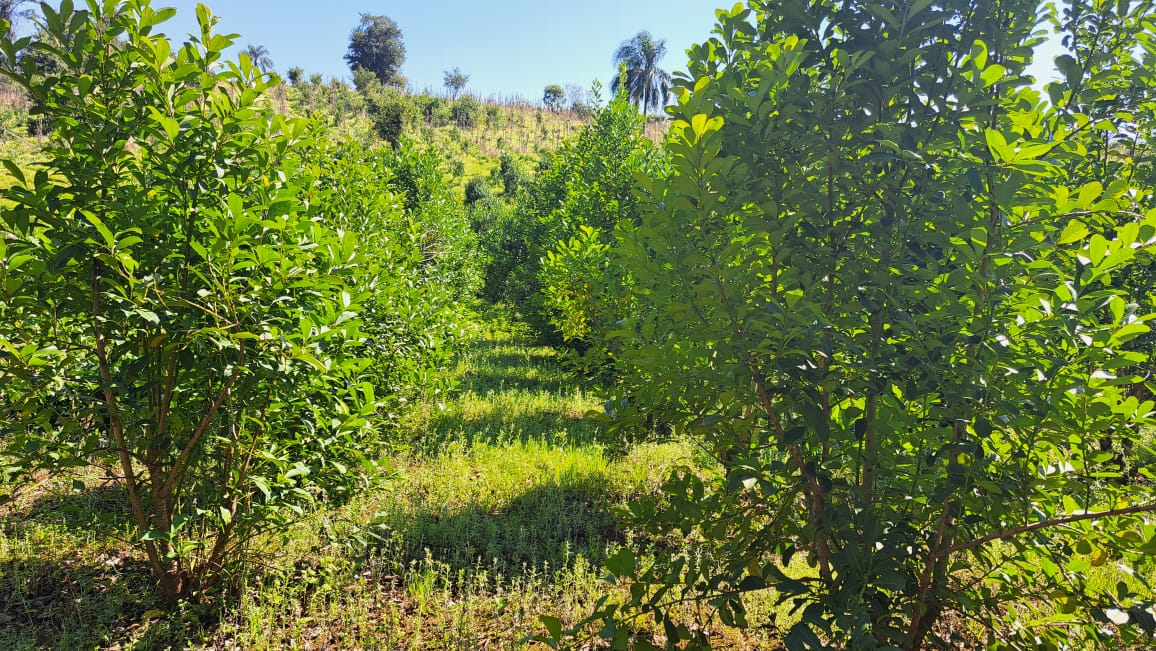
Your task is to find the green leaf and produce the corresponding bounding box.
[663,615,681,644]
[784,425,807,444]
[228,192,244,218]
[980,64,1006,88]
[984,129,1012,162]
[252,476,271,500]
[785,623,823,650]
[2,159,26,186]
[147,106,179,141]
[1058,220,1089,245]
[284,463,311,480]
[973,417,993,439]
[1110,322,1150,345]
[83,212,116,248]
[738,575,767,591]
[1055,54,1081,87]
[136,309,160,325]
[539,615,563,641]
[605,548,636,579]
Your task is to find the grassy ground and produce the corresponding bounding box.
[0,309,710,650]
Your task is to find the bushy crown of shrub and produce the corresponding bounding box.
[540,0,1156,649]
[0,0,477,600]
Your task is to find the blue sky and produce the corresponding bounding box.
[148,1,723,101]
[15,1,1064,100]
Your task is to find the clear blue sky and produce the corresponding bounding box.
[14,1,1064,99]
[147,1,723,101]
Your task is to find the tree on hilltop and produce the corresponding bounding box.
[543,84,564,112]
[443,67,469,99]
[610,31,671,114]
[345,13,405,86]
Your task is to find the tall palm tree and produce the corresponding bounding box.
[243,43,274,74]
[611,31,672,114]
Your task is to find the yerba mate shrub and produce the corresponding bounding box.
[0,1,463,599]
[539,0,1156,648]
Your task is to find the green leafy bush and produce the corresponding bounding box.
[481,93,662,338]
[544,1,1156,649]
[493,150,527,196]
[451,94,481,128]
[415,93,449,126]
[0,1,474,601]
[465,176,493,206]
[381,142,483,305]
[538,225,613,344]
[469,194,524,301]
[364,84,415,146]
[297,139,480,413]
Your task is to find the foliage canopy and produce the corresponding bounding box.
[540,0,1156,648]
[0,0,476,601]
[345,13,405,87]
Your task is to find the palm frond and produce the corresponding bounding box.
[610,30,672,114]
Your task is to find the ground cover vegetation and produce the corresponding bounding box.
[0,0,1154,650]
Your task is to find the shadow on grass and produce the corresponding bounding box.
[460,370,568,395]
[420,407,598,451]
[474,349,559,369]
[0,553,220,651]
[380,473,622,581]
[18,483,135,539]
[0,484,226,650]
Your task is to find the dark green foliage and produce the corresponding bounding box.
[469,195,523,301]
[416,93,449,126]
[300,140,480,410]
[350,65,379,92]
[344,13,405,86]
[542,0,1156,649]
[487,93,661,341]
[451,94,481,128]
[380,143,483,303]
[286,66,303,86]
[484,103,502,127]
[465,176,493,206]
[494,150,527,196]
[0,0,476,602]
[543,84,564,112]
[0,0,376,599]
[364,84,414,146]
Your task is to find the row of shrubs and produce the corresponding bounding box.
[286,75,555,147]
[0,1,479,599]
[467,91,665,342]
[514,1,1156,649]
